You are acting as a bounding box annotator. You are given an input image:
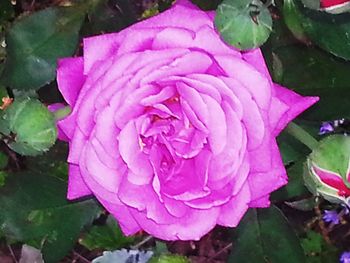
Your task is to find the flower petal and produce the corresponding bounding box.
[57,57,85,106]
[67,164,92,200]
[272,84,319,135]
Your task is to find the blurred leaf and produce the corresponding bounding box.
[268,45,350,120]
[83,0,136,36]
[272,161,310,202]
[153,241,169,257]
[191,0,222,10]
[283,0,309,42]
[0,170,7,187]
[149,254,190,263]
[80,215,135,251]
[1,6,85,90]
[0,85,7,98]
[301,231,339,263]
[26,142,68,181]
[284,0,350,60]
[285,197,316,211]
[228,206,306,263]
[92,249,153,263]
[278,130,311,165]
[0,151,8,169]
[0,0,14,24]
[0,172,100,263]
[215,0,272,50]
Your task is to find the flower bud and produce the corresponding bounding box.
[304,135,350,204]
[0,97,57,156]
[320,0,350,14]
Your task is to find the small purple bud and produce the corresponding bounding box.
[319,122,334,135]
[323,210,340,225]
[340,251,350,263]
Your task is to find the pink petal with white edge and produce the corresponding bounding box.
[57,57,85,106]
[272,84,319,135]
[67,164,92,200]
[217,182,250,227]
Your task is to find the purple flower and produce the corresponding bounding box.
[53,0,319,241]
[319,122,334,135]
[340,251,350,263]
[323,210,340,225]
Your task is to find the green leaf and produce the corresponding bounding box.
[278,130,311,165]
[0,170,8,187]
[191,0,221,10]
[0,151,8,170]
[268,45,350,120]
[80,216,135,251]
[149,254,190,263]
[272,161,310,201]
[82,0,136,36]
[285,197,316,211]
[301,231,339,263]
[283,0,309,42]
[0,172,100,263]
[284,0,350,60]
[0,0,14,24]
[1,6,85,90]
[215,0,272,50]
[26,142,68,181]
[228,206,306,263]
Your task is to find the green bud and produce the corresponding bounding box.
[215,0,273,50]
[0,97,57,156]
[304,135,350,204]
[148,254,190,263]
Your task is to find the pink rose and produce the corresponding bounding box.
[56,0,318,240]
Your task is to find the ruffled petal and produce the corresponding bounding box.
[130,206,220,240]
[248,140,288,201]
[57,57,85,106]
[242,49,271,80]
[67,164,92,200]
[217,182,250,227]
[272,84,319,135]
[96,196,141,235]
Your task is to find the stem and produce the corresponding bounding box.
[131,235,153,250]
[285,122,319,150]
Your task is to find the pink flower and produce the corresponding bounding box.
[56,0,318,240]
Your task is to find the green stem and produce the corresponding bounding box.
[285,122,319,150]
